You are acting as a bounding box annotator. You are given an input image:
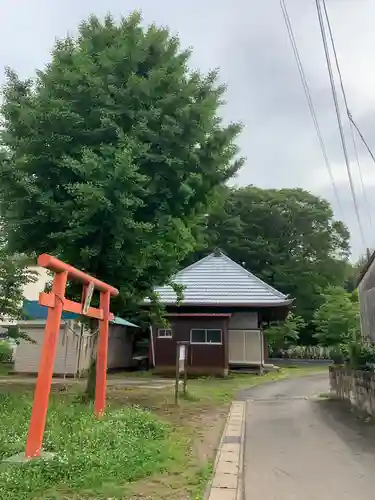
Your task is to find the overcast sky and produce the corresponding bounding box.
[1,0,374,258]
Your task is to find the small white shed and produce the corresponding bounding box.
[14,319,136,376]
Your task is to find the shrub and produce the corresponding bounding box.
[266,313,304,354]
[347,341,375,371]
[330,344,349,365]
[0,340,13,363]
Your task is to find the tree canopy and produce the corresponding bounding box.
[0,13,243,317]
[185,185,350,339]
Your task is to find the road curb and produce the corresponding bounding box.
[237,401,245,500]
[205,400,246,500]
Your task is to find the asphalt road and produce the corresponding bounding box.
[243,374,375,500]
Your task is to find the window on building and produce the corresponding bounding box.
[157,328,172,338]
[190,329,222,344]
[206,329,222,343]
[190,329,206,343]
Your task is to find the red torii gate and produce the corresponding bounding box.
[25,254,119,458]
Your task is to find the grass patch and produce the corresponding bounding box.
[0,392,181,500]
[0,363,13,376]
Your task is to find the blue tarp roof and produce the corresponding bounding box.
[23,300,77,320]
[22,300,138,327]
[111,316,139,328]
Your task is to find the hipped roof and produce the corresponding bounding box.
[149,251,291,307]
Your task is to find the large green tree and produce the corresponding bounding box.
[186,186,350,339]
[0,12,243,319]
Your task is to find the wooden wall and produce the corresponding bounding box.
[153,316,229,376]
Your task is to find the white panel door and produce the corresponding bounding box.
[228,329,262,364]
[228,329,245,363]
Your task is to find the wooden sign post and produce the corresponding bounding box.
[175,341,189,405]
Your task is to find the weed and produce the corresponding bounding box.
[180,391,200,402]
[318,391,336,400]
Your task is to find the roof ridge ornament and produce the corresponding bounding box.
[213,247,222,257]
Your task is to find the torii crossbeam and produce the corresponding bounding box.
[25,254,119,458]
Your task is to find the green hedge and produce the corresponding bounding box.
[269,345,332,360]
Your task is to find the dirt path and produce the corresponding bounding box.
[243,374,375,500]
[0,376,175,389]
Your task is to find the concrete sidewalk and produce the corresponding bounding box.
[207,401,246,500]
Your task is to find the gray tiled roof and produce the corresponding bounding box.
[150,251,290,306]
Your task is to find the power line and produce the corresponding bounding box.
[349,114,375,166]
[321,0,373,230]
[280,0,343,216]
[315,0,367,249]
[351,129,372,229]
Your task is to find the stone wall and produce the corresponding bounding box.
[329,366,375,416]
